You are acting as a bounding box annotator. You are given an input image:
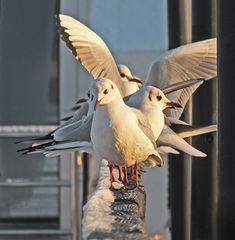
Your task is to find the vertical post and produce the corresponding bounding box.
[82,153,90,206]
[59,155,72,232]
[217,1,235,239]
[168,1,192,240]
[71,152,79,240]
[191,1,218,240]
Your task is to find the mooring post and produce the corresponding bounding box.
[82,160,149,240]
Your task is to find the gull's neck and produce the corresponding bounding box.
[96,94,127,116]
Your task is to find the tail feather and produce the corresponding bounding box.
[17,141,55,153]
[15,134,53,145]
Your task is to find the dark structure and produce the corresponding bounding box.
[168,1,192,240]
[217,0,235,239]
[191,0,218,240]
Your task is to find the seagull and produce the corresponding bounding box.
[90,78,182,188]
[17,15,217,161]
[19,79,215,164]
[17,78,208,156]
[125,87,207,157]
[57,14,216,117]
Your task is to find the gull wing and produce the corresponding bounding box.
[57,14,125,96]
[131,108,163,166]
[145,38,217,119]
[157,126,206,157]
[131,108,156,146]
[53,114,93,142]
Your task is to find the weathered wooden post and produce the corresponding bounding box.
[82,160,149,240]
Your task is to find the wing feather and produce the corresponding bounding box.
[145,38,217,119]
[57,14,125,95]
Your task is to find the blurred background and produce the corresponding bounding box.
[1,0,233,240]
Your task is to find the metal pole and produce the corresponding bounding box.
[82,152,90,206]
[168,1,192,240]
[191,0,218,240]
[71,152,79,240]
[217,1,235,239]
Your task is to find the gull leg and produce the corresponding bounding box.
[123,166,129,184]
[138,166,146,174]
[115,165,123,182]
[132,161,144,193]
[130,161,138,180]
[108,164,115,190]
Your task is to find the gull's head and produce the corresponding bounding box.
[118,64,142,85]
[145,86,182,110]
[94,78,120,107]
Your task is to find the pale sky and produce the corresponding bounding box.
[90,0,168,51]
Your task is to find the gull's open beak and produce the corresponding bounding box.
[96,99,102,105]
[94,98,102,110]
[128,76,143,85]
[76,98,88,104]
[166,101,182,109]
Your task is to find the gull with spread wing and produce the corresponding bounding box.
[57,14,216,114]
[17,15,217,163]
[17,78,212,159]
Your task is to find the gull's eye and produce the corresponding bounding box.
[87,91,90,98]
[91,95,94,101]
[103,89,108,95]
[156,95,162,101]
[120,73,125,78]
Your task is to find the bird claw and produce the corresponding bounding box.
[131,183,145,193]
[157,159,165,167]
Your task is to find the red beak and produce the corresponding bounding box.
[128,76,143,84]
[76,98,87,104]
[96,99,102,105]
[94,98,102,110]
[166,101,182,109]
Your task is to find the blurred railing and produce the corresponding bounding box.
[0,125,80,239]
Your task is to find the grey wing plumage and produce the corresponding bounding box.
[53,114,92,142]
[57,14,125,96]
[58,102,89,129]
[130,108,163,167]
[145,38,217,119]
[157,126,206,157]
[131,108,156,146]
[157,146,180,155]
[17,102,90,146]
[44,141,93,157]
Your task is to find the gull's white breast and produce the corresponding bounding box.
[91,105,155,167]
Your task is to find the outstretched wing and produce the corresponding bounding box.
[57,14,125,96]
[145,38,217,119]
